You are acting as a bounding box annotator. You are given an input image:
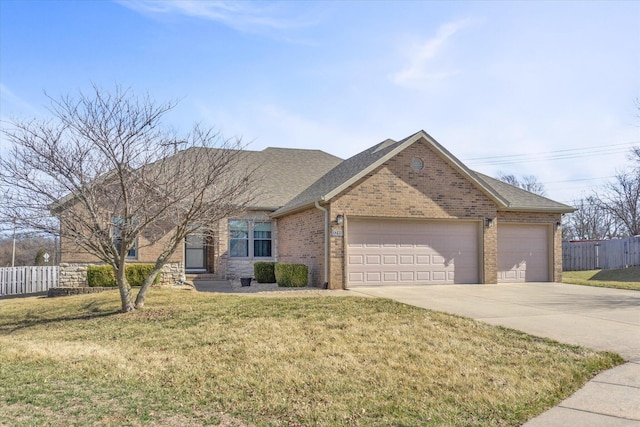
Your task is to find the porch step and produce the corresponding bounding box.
[186,273,220,282]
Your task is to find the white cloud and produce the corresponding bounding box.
[390,18,473,88]
[194,101,383,158]
[0,84,40,117]
[118,0,314,34]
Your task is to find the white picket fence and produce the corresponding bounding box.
[0,266,59,296]
[563,237,640,271]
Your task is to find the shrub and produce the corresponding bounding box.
[275,263,308,287]
[87,265,116,287]
[87,264,159,287]
[126,264,160,287]
[254,262,276,283]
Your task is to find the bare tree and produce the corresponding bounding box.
[593,134,640,237]
[562,196,621,241]
[596,168,640,237]
[0,85,254,312]
[496,172,546,196]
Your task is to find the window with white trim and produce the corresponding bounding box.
[229,220,272,258]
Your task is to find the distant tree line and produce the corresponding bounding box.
[496,145,640,241]
[563,147,640,241]
[496,172,547,196]
[0,235,58,267]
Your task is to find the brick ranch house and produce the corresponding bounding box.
[59,130,574,289]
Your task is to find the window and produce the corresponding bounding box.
[229,220,249,257]
[229,220,272,258]
[112,216,138,259]
[253,222,272,257]
[185,233,206,270]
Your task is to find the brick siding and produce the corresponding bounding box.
[276,208,325,286]
[327,142,497,289]
[277,139,563,289]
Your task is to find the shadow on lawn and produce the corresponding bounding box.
[0,300,121,334]
[591,268,640,282]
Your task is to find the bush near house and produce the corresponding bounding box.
[86,266,117,287]
[254,262,276,283]
[274,263,308,287]
[86,264,160,287]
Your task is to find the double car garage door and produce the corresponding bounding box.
[347,220,479,286]
[347,220,549,286]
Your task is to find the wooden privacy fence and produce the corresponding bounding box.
[0,266,59,296]
[563,237,640,271]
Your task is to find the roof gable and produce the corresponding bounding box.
[273,130,574,216]
[273,130,511,216]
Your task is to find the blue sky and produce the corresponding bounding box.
[1,0,638,205]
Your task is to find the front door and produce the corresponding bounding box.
[185,234,207,272]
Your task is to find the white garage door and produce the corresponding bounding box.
[347,220,479,286]
[498,224,549,282]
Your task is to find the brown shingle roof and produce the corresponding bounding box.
[472,172,574,213]
[273,130,574,216]
[248,147,342,209]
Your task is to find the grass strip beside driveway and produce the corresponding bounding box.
[0,289,622,426]
[563,267,640,291]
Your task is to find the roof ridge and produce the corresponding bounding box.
[272,130,574,217]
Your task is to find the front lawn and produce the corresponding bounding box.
[0,289,622,426]
[563,267,640,291]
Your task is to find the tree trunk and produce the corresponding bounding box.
[134,259,165,309]
[116,264,135,312]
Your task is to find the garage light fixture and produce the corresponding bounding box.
[485,217,495,228]
[336,215,344,225]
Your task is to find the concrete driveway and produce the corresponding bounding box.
[351,282,640,426]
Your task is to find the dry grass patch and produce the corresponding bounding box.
[563,267,640,290]
[0,289,622,426]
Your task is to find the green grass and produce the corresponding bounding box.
[0,289,623,426]
[563,266,640,290]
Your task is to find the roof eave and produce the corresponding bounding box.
[246,206,279,212]
[497,206,576,214]
[271,200,323,218]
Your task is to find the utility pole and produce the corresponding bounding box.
[11,221,16,267]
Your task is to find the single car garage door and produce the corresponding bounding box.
[498,224,549,282]
[347,220,479,286]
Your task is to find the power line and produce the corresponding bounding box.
[540,176,615,185]
[463,141,638,167]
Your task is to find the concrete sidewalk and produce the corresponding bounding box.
[352,283,640,426]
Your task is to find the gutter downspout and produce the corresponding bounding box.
[314,200,329,288]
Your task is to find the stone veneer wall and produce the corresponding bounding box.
[58,262,185,287]
[59,263,89,287]
[225,259,255,279]
[161,262,185,284]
